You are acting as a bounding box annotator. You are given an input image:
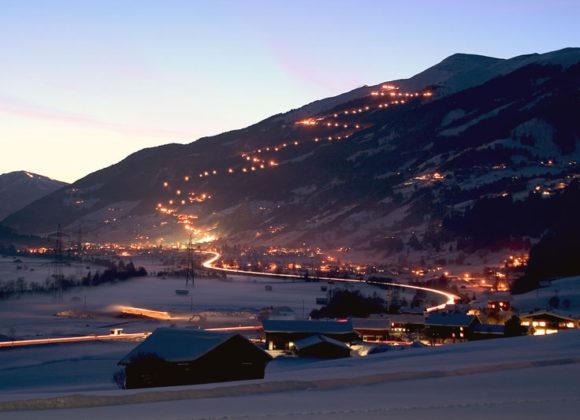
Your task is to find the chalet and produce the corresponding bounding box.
[352,316,391,341]
[520,310,579,335]
[425,312,480,342]
[388,313,426,339]
[294,335,351,358]
[118,328,272,389]
[262,319,359,350]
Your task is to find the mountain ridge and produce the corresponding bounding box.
[0,171,67,221]
[4,48,580,264]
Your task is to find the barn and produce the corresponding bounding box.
[118,328,272,389]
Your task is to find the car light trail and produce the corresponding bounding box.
[205,325,262,332]
[116,305,172,320]
[199,251,457,312]
[0,332,151,349]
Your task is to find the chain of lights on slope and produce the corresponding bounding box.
[196,85,433,178]
[155,84,433,233]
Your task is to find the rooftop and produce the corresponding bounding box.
[118,327,268,365]
[426,312,478,327]
[294,334,351,351]
[262,319,354,334]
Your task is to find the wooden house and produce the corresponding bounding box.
[425,312,480,342]
[352,317,391,341]
[388,313,426,339]
[118,328,272,389]
[520,310,579,335]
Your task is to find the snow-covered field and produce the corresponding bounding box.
[0,255,98,285]
[0,264,402,339]
[513,275,580,314]
[1,253,423,342]
[2,257,579,419]
[0,331,579,419]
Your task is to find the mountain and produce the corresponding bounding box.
[4,48,580,264]
[0,171,67,220]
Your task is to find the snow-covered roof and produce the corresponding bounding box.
[352,317,391,330]
[473,324,505,335]
[294,334,351,351]
[263,319,354,334]
[118,328,266,365]
[388,313,426,325]
[426,313,477,327]
[520,310,579,322]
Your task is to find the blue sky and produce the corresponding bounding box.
[1,0,578,182]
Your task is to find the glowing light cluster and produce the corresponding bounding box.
[413,172,445,182]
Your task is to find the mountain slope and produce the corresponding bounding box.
[0,171,67,220]
[4,48,580,263]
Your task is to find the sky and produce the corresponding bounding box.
[0,0,578,183]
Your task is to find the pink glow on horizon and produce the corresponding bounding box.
[0,95,193,139]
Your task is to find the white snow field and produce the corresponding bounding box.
[0,262,418,340]
[0,331,579,419]
[513,275,580,314]
[1,258,579,419]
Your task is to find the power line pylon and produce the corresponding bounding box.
[53,224,65,298]
[185,234,195,288]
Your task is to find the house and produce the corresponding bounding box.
[520,310,579,335]
[294,335,351,358]
[388,313,426,339]
[425,312,480,342]
[471,323,505,340]
[118,328,272,389]
[262,319,359,350]
[352,316,391,341]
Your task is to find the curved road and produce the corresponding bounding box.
[2,254,456,349]
[200,251,458,312]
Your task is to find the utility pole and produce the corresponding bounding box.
[53,224,64,299]
[76,225,83,256]
[185,233,195,288]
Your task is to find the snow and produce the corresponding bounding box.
[0,256,99,286]
[438,103,513,136]
[291,185,317,196]
[513,276,580,314]
[0,341,136,393]
[2,257,580,418]
[440,108,467,127]
[0,332,579,418]
[0,255,397,341]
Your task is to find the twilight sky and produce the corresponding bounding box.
[1,0,578,183]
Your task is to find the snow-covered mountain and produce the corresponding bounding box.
[4,48,580,263]
[0,171,67,221]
